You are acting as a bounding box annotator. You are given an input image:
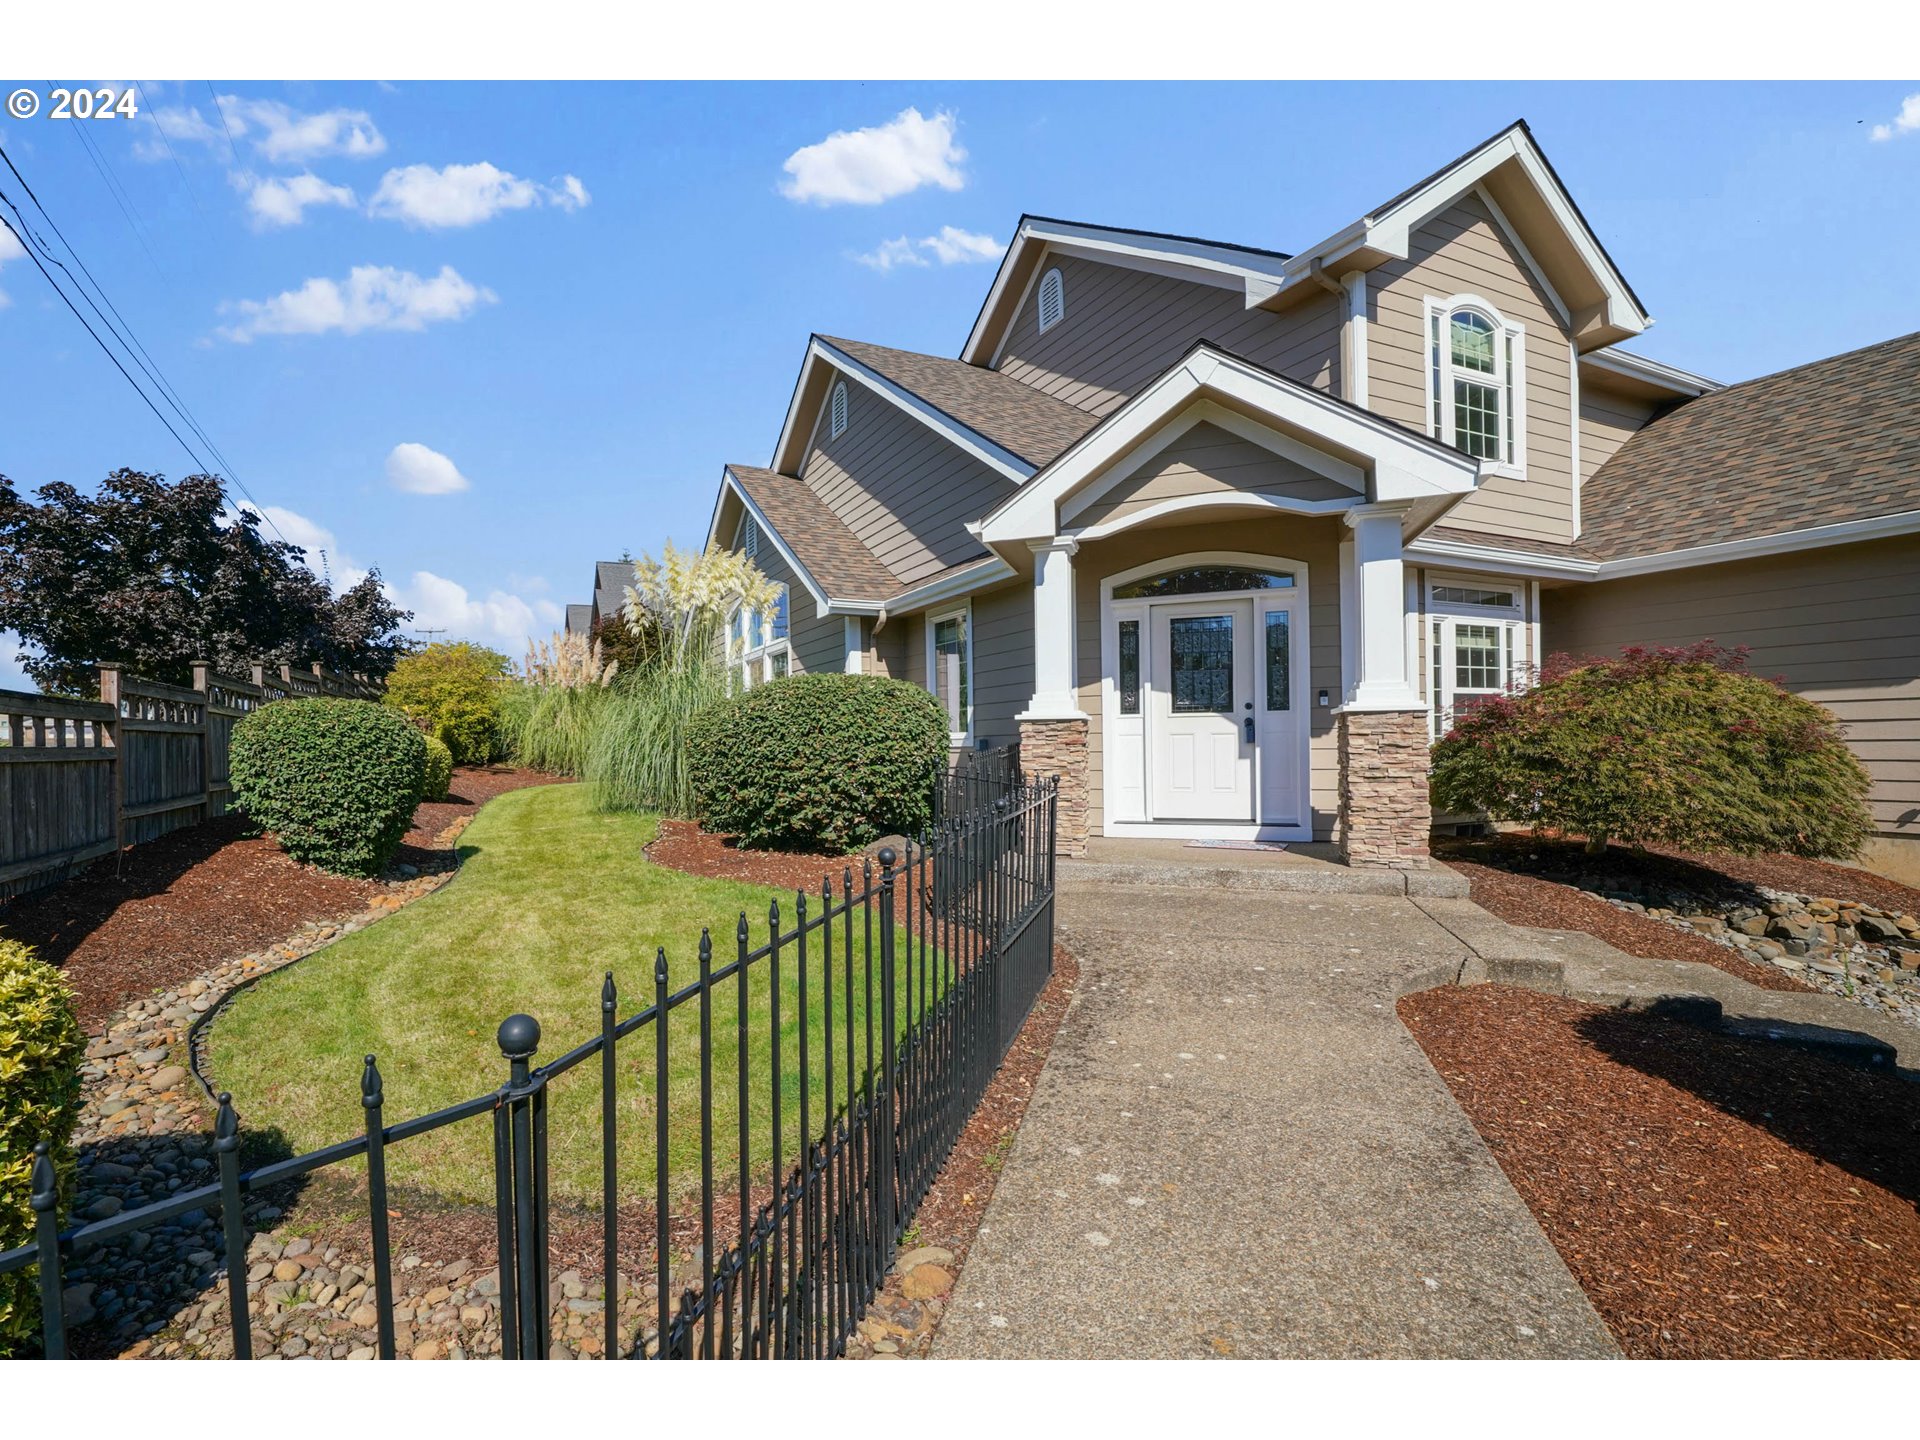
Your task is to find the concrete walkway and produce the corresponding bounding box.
[934,874,1618,1359]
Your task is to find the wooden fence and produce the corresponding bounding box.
[1,662,382,902]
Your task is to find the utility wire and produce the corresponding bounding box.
[136,82,208,221]
[206,83,241,166]
[62,103,164,278]
[0,146,276,540]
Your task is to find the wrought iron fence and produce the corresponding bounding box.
[2,772,1057,1360]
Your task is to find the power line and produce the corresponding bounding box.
[206,83,241,166]
[136,82,209,222]
[61,102,164,278]
[0,144,285,544]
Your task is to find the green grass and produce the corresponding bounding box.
[210,783,926,1208]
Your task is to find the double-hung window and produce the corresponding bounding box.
[731,584,791,690]
[928,605,971,744]
[1427,297,1524,473]
[1426,579,1527,740]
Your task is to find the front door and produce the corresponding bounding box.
[1149,600,1253,821]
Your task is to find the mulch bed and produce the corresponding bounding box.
[644,818,872,894]
[1,766,560,1031]
[1400,984,1920,1358]
[1437,837,1813,994]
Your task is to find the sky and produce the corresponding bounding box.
[2,79,1918,691]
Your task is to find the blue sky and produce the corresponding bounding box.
[2,79,1917,690]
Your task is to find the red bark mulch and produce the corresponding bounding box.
[645,818,873,895]
[1437,838,1812,994]
[1,766,561,1030]
[1401,983,1920,1359]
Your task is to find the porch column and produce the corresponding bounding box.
[1018,537,1090,856]
[1336,505,1431,869]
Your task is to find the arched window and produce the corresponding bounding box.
[1428,299,1523,468]
[1112,565,1294,600]
[1037,267,1065,333]
[829,381,849,440]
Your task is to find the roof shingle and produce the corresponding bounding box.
[820,335,1099,469]
[726,464,900,602]
[1579,329,1920,562]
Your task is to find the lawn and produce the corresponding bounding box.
[210,783,931,1209]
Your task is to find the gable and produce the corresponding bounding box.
[800,374,1001,588]
[1063,419,1359,532]
[997,252,1345,419]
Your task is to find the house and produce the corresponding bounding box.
[703,120,1920,880]
[563,560,637,638]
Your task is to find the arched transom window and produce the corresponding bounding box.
[1428,299,1524,470]
[1112,565,1294,600]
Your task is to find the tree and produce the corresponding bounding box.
[383,640,514,765]
[0,468,412,693]
[1430,641,1873,859]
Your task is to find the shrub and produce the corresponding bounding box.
[688,674,949,852]
[589,658,727,816]
[422,734,454,802]
[230,698,428,876]
[1430,641,1873,858]
[0,939,85,1357]
[383,641,512,765]
[509,632,619,778]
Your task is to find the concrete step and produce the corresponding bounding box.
[1059,859,1469,899]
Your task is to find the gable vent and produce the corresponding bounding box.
[1037,267,1065,333]
[829,380,849,440]
[740,515,759,558]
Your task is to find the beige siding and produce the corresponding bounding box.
[888,584,1032,756]
[996,253,1342,417]
[1370,194,1576,543]
[734,518,841,675]
[1065,421,1355,530]
[1073,516,1345,840]
[800,377,1007,587]
[1542,535,1920,840]
[1578,381,1658,482]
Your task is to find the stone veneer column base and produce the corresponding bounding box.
[1018,715,1091,857]
[1336,708,1433,870]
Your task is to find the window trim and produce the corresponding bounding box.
[1036,267,1065,334]
[729,584,792,692]
[1424,573,1526,741]
[829,380,849,440]
[1423,294,1526,477]
[926,601,974,746]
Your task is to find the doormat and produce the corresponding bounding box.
[1184,839,1289,853]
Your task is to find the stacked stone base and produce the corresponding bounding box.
[1336,708,1432,870]
[1018,715,1090,856]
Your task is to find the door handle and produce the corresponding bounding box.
[1243,716,1255,744]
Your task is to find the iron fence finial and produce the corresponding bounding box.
[654,947,669,988]
[878,845,896,872]
[360,1057,383,1110]
[214,1091,240,1148]
[602,971,617,1013]
[29,1141,56,1212]
[497,1013,541,1060]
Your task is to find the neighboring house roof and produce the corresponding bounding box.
[593,560,630,621]
[565,603,593,635]
[724,463,902,602]
[1578,329,1920,563]
[820,336,1100,470]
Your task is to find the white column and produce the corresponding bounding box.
[842,615,864,674]
[1344,271,1369,407]
[1340,504,1422,711]
[1018,537,1085,719]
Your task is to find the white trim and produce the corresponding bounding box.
[886,558,1016,614]
[1582,347,1719,397]
[710,468,834,614]
[1036,267,1065,333]
[1568,335,1582,538]
[927,601,975,746]
[771,338,1035,482]
[1423,293,1527,478]
[980,344,1479,545]
[1098,549,1313,843]
[1472,183,1570,329]
[1405,533,1594,579]
[1344,271,1369,407]
[1074,489,1363,543]
[962,217,1295,365]
[1423,572,1527,742]
[842,616,864,675]
[828,381,849,440]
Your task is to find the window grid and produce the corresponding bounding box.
[1118,620,1141,716]
[1430,301,1520,468]
[1264,611,1291,712]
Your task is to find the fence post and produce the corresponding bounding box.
[30,1142,66,1359]
[97,664,125,862]
[876,847,899,1274]
[191,661,212,826]
[213,1093,254,1359]
[497,1014,545,1359]
[360,1059,396,1359]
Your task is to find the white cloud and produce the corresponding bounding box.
[238,171,356,229]
[222,96,386,163]
[133,103,228,160]
[1870,92,1920,142]
[780,107,966,206]
[385,442,470,495]
[0,222,22,308]
[368,162,591,228]
[854,225,1002,272]
[217,264,497,342]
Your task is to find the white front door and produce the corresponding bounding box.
[1149,600,1254,821]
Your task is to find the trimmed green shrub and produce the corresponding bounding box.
[0,939,85,1357]
[1431,641,1873,858]
[230,698,427,876]
[422,734,454,802]
[688,674,949,853]
[383,641,512,765]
